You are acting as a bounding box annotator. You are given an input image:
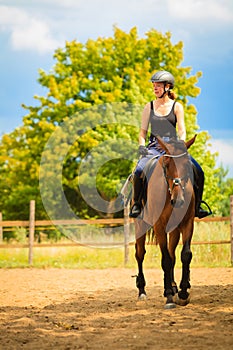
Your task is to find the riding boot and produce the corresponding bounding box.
[129,175,143,218]
[193,165,212,219]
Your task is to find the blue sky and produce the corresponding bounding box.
[0,0,233,177]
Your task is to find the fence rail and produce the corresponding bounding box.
[0,196,233,265]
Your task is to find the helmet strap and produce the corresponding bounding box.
[158,83,169,99]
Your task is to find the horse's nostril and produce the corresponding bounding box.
[171,199,184,208]
[180,200,184,207]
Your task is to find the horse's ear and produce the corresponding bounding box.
[156,135,170,154]
[185,134,197,150]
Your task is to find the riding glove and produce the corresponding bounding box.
[138,145,149,157]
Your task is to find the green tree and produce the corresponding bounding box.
[216,166,233,216]
[0,26,224,219]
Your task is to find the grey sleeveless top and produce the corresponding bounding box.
[149,100,177,140]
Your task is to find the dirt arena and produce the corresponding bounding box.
[0,267,232,350]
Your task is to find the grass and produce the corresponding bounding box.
[0,221,231,269]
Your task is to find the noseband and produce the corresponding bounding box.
[162,152,189,194]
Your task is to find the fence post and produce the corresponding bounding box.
[230,195,233,266]
[28,200,35,265]
[0,212,2,242]
[124,201,130,265]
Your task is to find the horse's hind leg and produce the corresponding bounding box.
[135,234,147,299]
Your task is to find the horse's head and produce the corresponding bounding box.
[157,135,196,208]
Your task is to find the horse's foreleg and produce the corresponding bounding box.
[168,229,180,295]
[135,234,146,299]
[158,234,176,309]
[177,239,192,305]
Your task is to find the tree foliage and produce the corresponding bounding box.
[0,27,228,219]
[215,166,233,216]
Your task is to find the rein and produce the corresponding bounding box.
[162,151,189,194]
[163,152,187,159]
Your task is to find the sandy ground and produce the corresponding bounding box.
[0,267,232,350]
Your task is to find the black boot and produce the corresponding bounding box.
[193,164,212,219]
[129,175,143,218]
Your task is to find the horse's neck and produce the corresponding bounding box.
[143,160,169,223]
[152,161,169,201]
[152,159,166,184]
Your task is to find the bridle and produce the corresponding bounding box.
[162,151,189,195]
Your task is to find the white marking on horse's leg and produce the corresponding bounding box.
[138,293,147,301]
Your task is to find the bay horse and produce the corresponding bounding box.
[134,135,196,309]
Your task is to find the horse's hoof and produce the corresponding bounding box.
[138,293,147,301]
[164,302,176,309]
[175,294,190,306]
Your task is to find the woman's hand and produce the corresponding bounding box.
[138,145,149,156]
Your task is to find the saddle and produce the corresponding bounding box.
[140,155,160,207]
[120,155,160,208]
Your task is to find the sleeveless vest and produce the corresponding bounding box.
[149,100,177,141]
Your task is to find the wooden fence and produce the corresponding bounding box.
[0,196,233,265]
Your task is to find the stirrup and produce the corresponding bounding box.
[129,203,141,218]
[197,200,212,219]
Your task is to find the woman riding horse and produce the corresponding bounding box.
[129,70,211,219]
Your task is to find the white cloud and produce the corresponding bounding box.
[168,0,233,23]
[1,0,233,58]
[30,0,82,7]
[209,139,233,177]
[0,5,63,54]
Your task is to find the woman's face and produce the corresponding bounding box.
[152,83,169,97]
[152,82,167,97]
